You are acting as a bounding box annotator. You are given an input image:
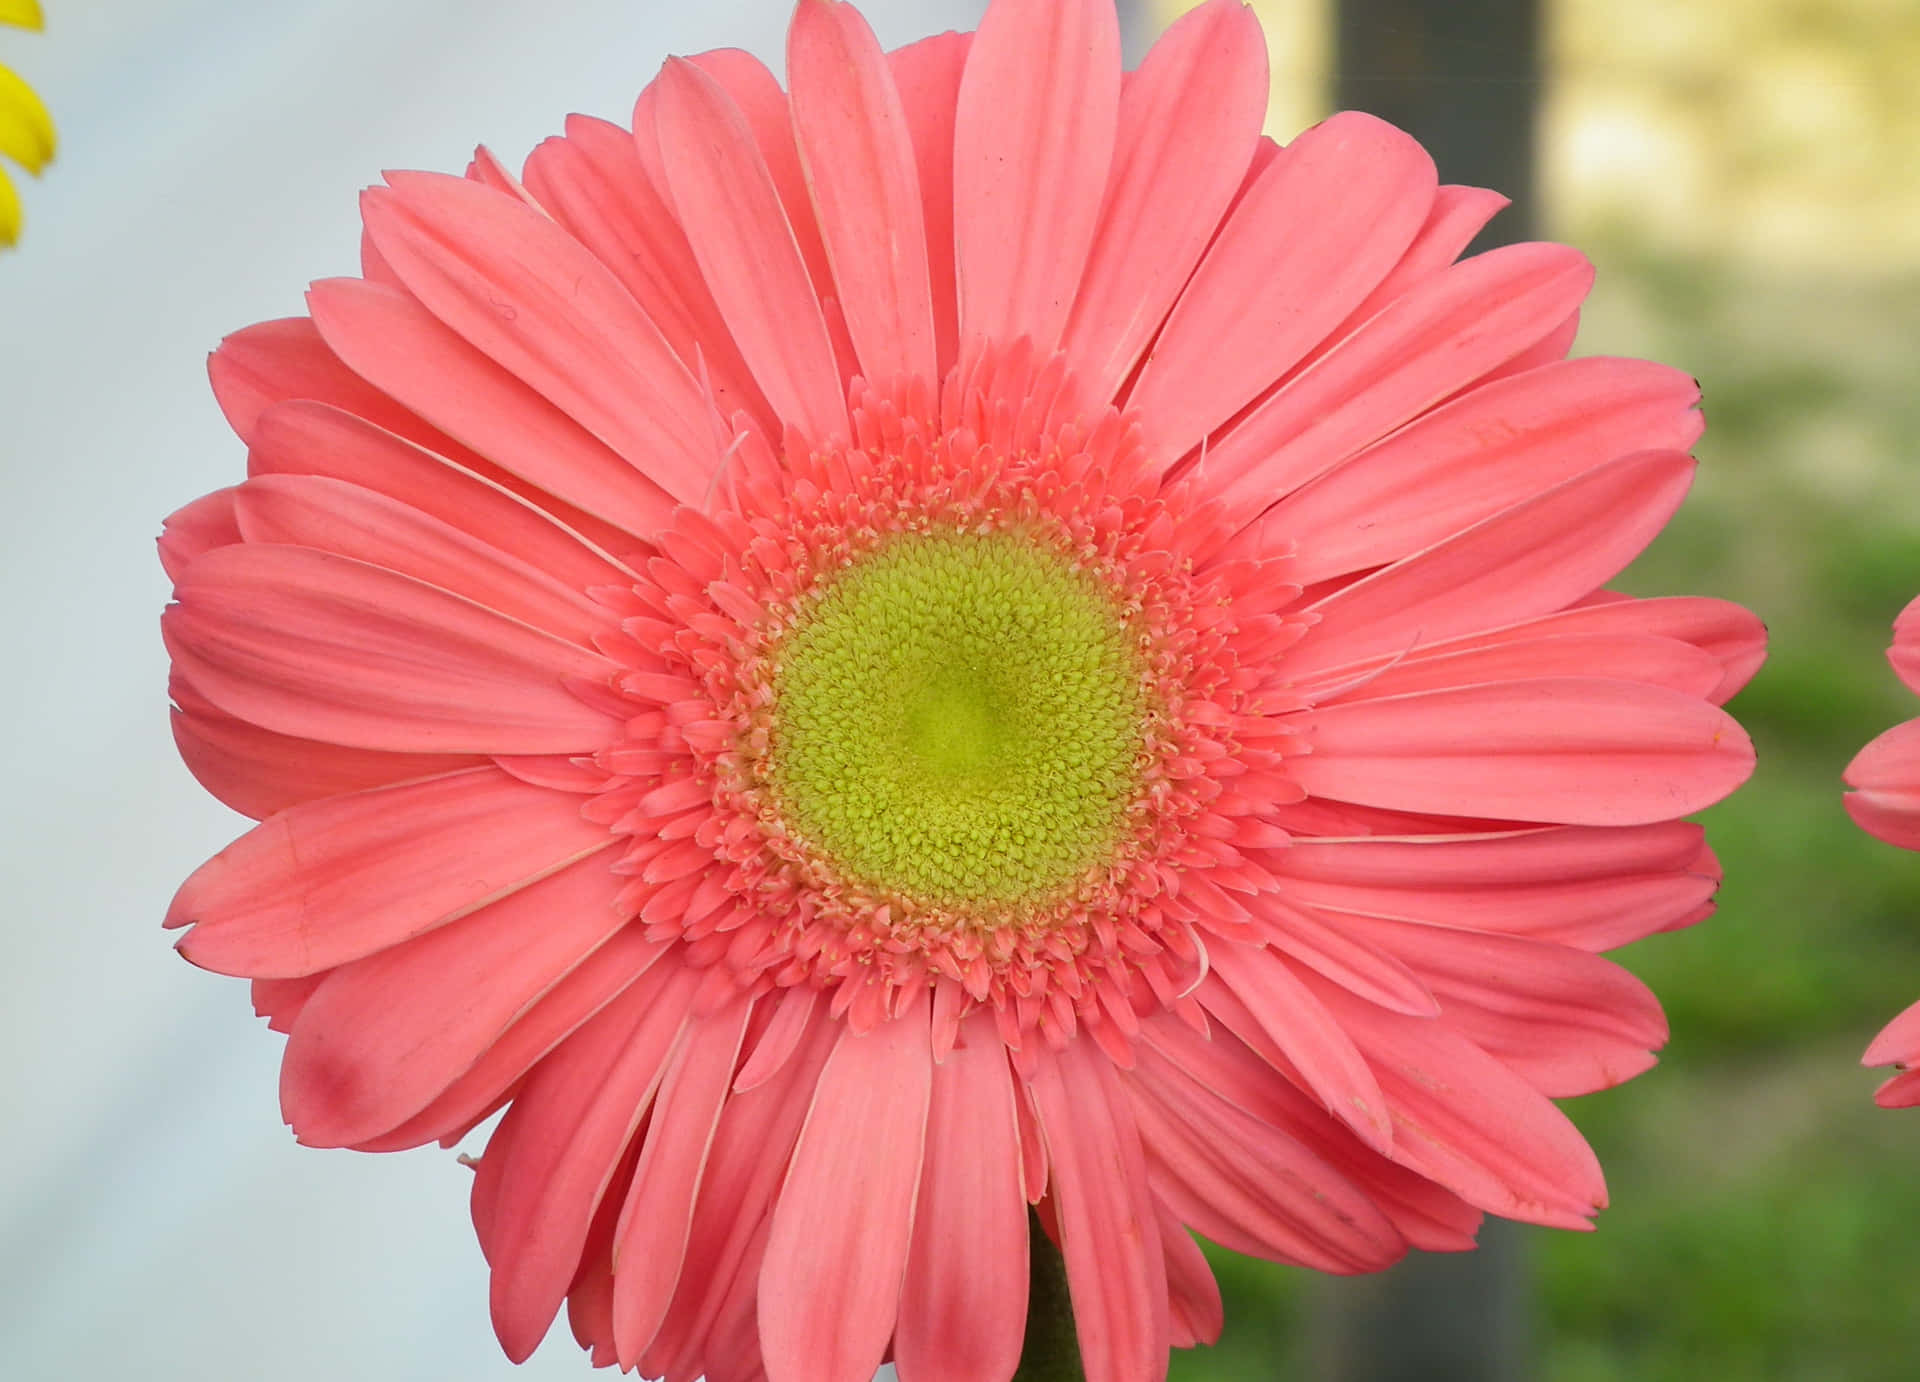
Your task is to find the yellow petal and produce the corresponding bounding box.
[0,1,45,33]
[0,62,56,173]
[0,162,21,246]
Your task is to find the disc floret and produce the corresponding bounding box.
[772,528,1144,911]
[590,362,1310,1053]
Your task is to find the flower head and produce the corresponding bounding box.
[1845,596,1920,1107]
[161,1,1761,1379]
[0,0,54,250]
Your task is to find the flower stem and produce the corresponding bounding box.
[1012,1208,1084,1382]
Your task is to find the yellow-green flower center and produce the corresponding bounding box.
[771,530,1144,912]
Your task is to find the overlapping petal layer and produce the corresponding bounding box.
[162,2,1760,1380]
[1847,593,1920,1106]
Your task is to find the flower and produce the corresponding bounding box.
[160,1,1762,1379]
[1845,596,1920,1107]
[0,0,54,249]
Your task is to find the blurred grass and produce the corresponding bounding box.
[1169,248,1920,1381]
[1540,245,1920,1382]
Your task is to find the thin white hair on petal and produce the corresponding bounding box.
[1177,930,1211,1001]
[1290,627,1428,706]
[692,343,741,512]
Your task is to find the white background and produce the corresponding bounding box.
[0,3,1000,1377]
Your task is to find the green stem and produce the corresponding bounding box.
[1012,1208,1084,1382]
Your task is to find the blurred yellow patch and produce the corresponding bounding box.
[0,6,52,249]
[1548,0,1920,271]
[1,63,54,174]
[0,2,45,32]
[1151,0,1920,274]
[0,161,19,245]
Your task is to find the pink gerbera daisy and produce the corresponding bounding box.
[160,1,1763,1379]
[1846,596,1920,1108]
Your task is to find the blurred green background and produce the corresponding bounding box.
[1146,0,1920,1377]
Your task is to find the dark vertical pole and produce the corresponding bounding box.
[1115,0,1158,69]
[1310,1221,1532,1382]
[1334,0,1542,245]
[1316,0,1544,1373]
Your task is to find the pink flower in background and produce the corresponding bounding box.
[1845,596,1920,1107]
[160,0,1761,1379]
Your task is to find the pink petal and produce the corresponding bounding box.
[1875,1067,1920,1109]
[1127,1049,1403,1273]
[676,46,862,390]
[1300,594,1763,708]
[1284,450,1699,680]
[1059,0,1267,405]
[213,319,640,557]
[232,474,612,648]
[1269,824,1711,947]
[1262,798,1521,841]
[1847,719,1920,849]
[360,179,714,506]
[951,0,1121,358]
[1276,852,1717,955]
[465,143,541,203]
[1288,677,1754,827]
[1481,306,1581,383]
[641,1006,838,1382]
[564,1137,640,1370]
[522,115,772,432]
[1140,1008,1483,1252]
[1205,944,1393,1153]
[1127,112,1435,470]
[894,1011,1027,1382]
[278,847,626,1148]
[470,1079,531,1255]
[1622,597,1768,704]
[252,974,324,1034]
[1846,790,1920,850]
[1890,594,1920,695]
[482,965,698,1363]
[1256,356,1703,586]
[887,31,969,376]
[1015,1072,1047,1204]
[359,924,671,1153]
[787,0,937,387]
[247,399,638,597]
[1155,1203,1222,1349]
[361,172,721,504]
[1200,243,1596,516]
[1311,631,1724,704]
[164,543,620,756]
[168,765,609,977]
[758,1001,933,1382]
[208,316,422,449]
[360,223,402,286]
[1242,893,1440,1016]
[1323,989,1608,1230]
[306,277,674,539]
[1513,594,1767,706]
[650,59,847,449]
[1331,914,1667,1097]
[686,1241,775,1382]
[158,488,241,582]
[1866,998,1920,1068]
[610,1001,755,1365]
[1025,1039,1169,1382]
[172,666,480,821]
[1318,184,1512,350]
[732,986,820,1093]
